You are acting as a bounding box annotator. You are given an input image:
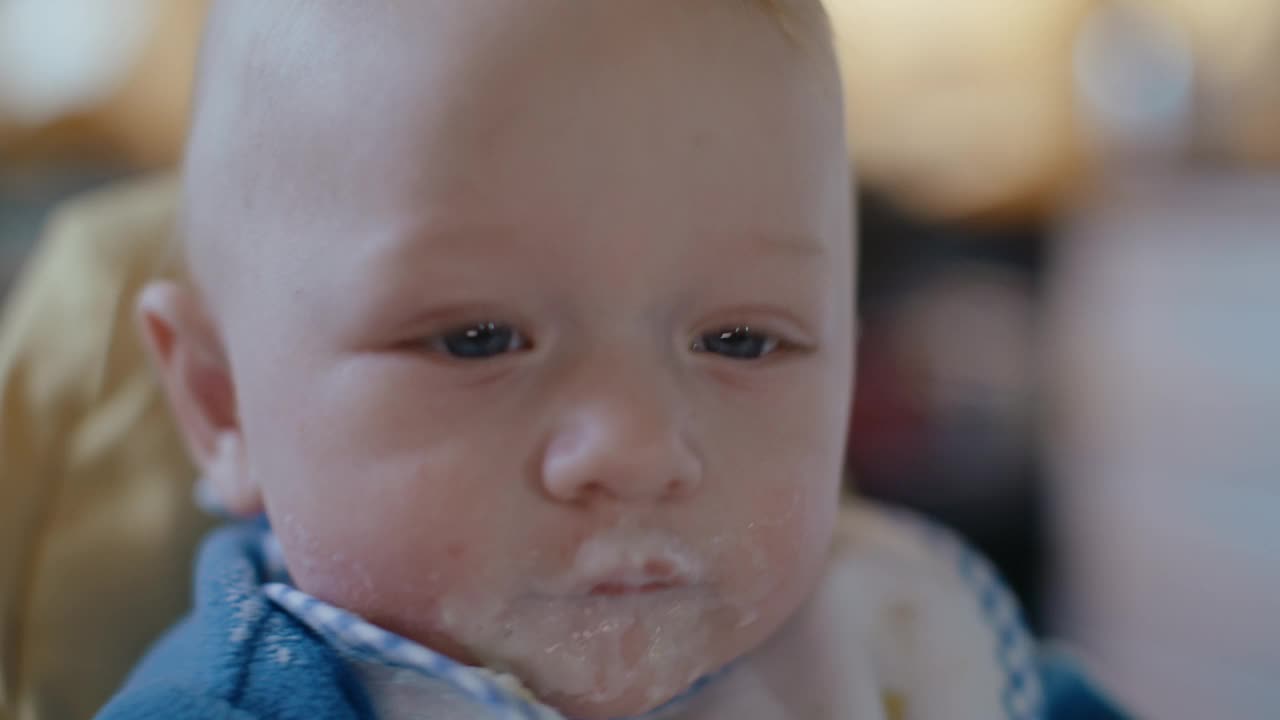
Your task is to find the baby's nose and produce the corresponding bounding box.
[540,407,703,505]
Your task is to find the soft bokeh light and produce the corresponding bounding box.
[829,0,1091,218]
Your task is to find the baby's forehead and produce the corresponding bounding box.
[183,0,842,307]
[189,0,832,151]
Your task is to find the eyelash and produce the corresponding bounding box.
[424,322,531,360]
[689,326,784,360]
[419,323,797,362]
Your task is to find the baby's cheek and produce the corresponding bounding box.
[749,466,837,548]
[720,474,836,613]
[270,499,477,617]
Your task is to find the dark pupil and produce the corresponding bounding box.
[703,327,767,359]
[443,323,513,358]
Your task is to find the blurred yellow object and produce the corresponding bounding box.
[0,0,205,169]
[0,175,213,720]
[828,0,1094,220]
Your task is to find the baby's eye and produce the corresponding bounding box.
[429,322,529,359]
[692,326,780,360]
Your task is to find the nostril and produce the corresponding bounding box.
[579,479,615,502]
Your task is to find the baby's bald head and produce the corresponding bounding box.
[161,4,851,716]
[181,0,837,314]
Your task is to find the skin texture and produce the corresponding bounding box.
[140,1,854,717]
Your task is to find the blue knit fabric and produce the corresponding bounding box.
[96,523,374,720]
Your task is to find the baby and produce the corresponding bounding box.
[98,1,1122,719]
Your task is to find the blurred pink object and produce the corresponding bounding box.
[1048,171,1280,720]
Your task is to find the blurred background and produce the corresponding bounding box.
[1,0,1277,718]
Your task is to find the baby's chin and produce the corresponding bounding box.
[501,626,725,719]
[435,587,769,718]
[543,678,699,720]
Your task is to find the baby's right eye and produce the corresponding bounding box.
[427,322,530,359]
[692,326,781,360]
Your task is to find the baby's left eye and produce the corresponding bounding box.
[692,326,780,360]
[428,322,529,359]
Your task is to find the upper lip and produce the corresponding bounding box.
[589,581,681,596]
[584,562,688,596]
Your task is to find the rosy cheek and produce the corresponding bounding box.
[752,487,832,567]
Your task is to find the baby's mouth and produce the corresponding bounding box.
[543,530,706,599]
[588,580,682,597]
[584,559,688,597]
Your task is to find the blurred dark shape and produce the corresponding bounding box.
[851,190,1049,629]
[1040,648,1132,720]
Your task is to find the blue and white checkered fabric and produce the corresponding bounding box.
[265,582,567,720]
[262,529,566,720]
[890,511,1046,720]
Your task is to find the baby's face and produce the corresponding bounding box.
[198,2,850,717]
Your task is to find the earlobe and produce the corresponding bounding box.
[136,281,263,516]
[203,431,264,516]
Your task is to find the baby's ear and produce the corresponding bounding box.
[136,281,263,517]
